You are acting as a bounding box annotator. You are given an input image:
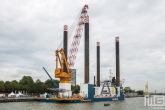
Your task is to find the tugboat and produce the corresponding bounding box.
[104,103,110,106]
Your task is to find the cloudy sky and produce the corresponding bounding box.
[0,0,165,93]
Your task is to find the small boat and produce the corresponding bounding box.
[104,103,110,106]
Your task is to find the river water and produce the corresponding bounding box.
[0,97,164,110]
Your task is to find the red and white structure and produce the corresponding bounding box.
[68,5,89,67]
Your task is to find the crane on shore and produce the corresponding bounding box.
[144,82,148,95]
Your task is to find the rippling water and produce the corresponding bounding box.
[0,97,160,110]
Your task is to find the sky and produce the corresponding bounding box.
[0,0,165,93]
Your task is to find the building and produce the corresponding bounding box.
[70,69,76,86]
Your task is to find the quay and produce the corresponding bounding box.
[0,98,34,103]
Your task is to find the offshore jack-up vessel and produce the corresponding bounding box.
[39,4,125,103]
[79,39,125,102]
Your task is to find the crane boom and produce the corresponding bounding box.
[68,4,89,67]
[43,67,58,88]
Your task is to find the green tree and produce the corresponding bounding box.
[34,79,46,94]
[45,79,54,88]
[11,80,18,84]
[44,79,59,88]
[0,81,4,84]
[8,83,15,92]
[137,90,144,95]
[5,81,10,85]
[124,89,136,93]
[1,77,61,93]
[71,85,80,94]
[10,80,19,92]
[19,76,34,93]
[0,81,5,92]
[4,81,11,92]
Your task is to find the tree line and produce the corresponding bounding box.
[0,76,80,94]
[124,88,144,95]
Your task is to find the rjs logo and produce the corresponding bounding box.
[144,95,165,106]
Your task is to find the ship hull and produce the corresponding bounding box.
[37,84,125,103]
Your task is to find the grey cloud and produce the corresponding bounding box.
[0,0,165,92]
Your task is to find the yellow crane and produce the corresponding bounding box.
[144,82,148,95]
[55,49,72,83]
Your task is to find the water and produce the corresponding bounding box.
[0,97,162,110]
